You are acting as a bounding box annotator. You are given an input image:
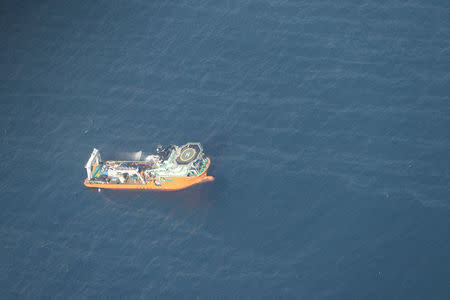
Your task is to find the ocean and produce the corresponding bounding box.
[1,0,449,298]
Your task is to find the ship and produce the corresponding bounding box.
[84,142,214,191]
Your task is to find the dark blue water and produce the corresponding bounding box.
[1,0,450,298]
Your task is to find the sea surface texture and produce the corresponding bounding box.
[1,0,450,299]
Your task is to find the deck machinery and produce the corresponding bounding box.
[84,142,214,190]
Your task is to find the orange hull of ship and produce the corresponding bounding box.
[84,158,214,191]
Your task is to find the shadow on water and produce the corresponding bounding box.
[84,134,230,222]
[94,177,226,221]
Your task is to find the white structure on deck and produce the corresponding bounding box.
[84,143,207,183]
[85,148,101,180]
